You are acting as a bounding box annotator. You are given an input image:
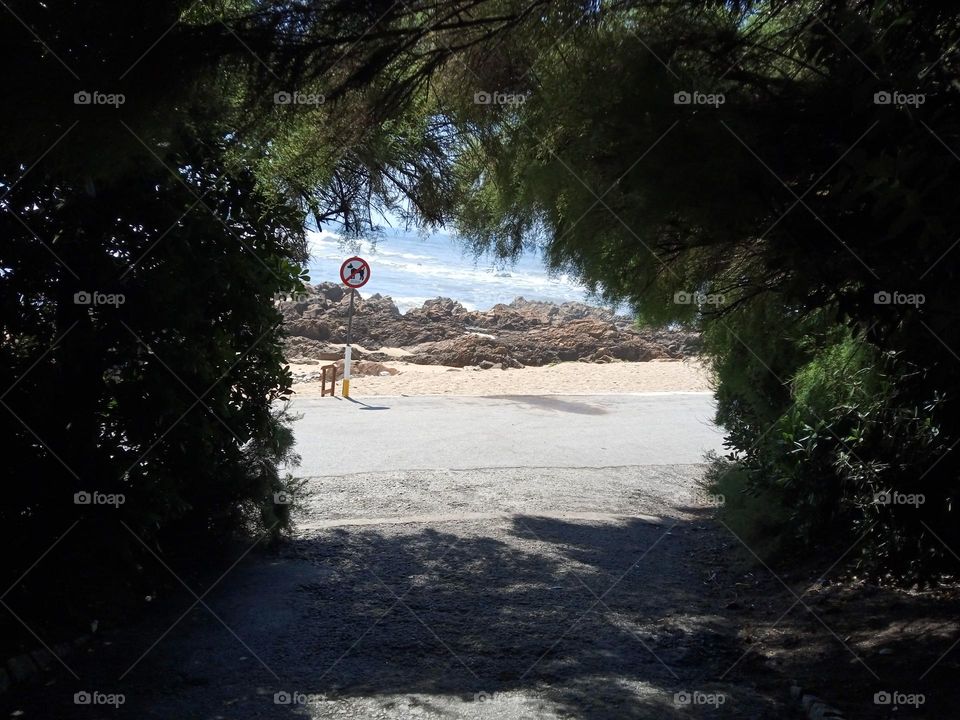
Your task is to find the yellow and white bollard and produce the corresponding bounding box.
[342,345,352,398]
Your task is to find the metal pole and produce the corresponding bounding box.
[343,288,355,397]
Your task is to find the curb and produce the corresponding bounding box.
[791,683,846,719]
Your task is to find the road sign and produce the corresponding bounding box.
[340,256,370,289]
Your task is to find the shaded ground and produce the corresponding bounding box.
[4,393,959,718]
[2,465,786,719]
[4,467,960,718]
[713,550,960,719]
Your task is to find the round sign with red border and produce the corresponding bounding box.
[339,256,370,289]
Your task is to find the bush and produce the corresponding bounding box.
[707,311,957,583]
[702,453,793,563]
[0,136,306,652]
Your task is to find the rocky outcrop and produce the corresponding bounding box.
[281,283,700,367]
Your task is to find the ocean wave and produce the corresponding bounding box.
[304,227,591,311]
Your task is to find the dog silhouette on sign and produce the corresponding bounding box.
[347,263,365,283]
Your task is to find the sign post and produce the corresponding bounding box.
[339,256,370,398]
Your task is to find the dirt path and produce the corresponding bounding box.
[3,464,786,719]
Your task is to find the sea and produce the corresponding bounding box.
[306,225,605,314]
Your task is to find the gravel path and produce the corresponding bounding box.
[4,462,786,719]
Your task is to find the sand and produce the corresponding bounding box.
[290,357,713,397]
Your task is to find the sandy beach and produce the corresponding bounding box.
[290,356,712,397]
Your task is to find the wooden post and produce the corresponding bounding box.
[320,363,336,397]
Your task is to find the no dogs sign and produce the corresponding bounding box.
[340,257,370,289]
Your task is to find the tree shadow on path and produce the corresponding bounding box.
[2,511,794,718]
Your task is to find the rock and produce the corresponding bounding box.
[29,649,53,670]
[478,360,496,370]
[7,655,37,683]
[323,284,344,302]
[279,291,697,367]
[331,360,399,378]
[286,319,331,342]
[809,703,844,720]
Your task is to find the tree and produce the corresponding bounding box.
[419,0,960,580]
[0,0,562,651]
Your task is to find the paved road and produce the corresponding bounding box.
[291,393,724,475]
[6,393,787,718]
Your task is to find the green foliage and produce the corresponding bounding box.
[419,0,960,581]
[707,314,954,582]
[702,454,793,563]
[0,130,306,646]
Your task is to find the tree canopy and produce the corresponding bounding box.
[3,0,960,659]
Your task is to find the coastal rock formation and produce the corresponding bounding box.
[279,283,700,367]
